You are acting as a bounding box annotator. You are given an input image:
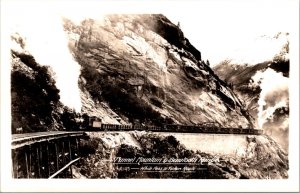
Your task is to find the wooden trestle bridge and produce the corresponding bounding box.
[11,131,85,179]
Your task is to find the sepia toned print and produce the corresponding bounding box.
[9,10,290,180]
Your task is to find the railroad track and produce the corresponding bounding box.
[12,131,85,149]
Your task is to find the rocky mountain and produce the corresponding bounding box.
[11,14,257,133]
[62,14,254,128]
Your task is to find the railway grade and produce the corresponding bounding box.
[12,125,263,146]
[83,123,263,135]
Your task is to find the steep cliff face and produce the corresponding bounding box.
[10,14,255,133]
[63,14,253,128]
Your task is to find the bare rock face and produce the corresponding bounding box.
[63,14,253,128]
[10,14,254,131]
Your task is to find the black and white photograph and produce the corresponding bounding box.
[1,0,299,192]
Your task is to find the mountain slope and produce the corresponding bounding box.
[10,14,256,133]
[63,14,253,128]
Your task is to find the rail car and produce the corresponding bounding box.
[82,118,263,135]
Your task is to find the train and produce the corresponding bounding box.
[83,117,263,135]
